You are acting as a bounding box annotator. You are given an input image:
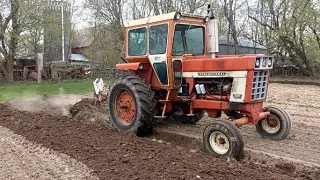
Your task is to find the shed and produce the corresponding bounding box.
[69,53,91,70]
[218,35,267,55]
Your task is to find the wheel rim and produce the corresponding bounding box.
[114,89,136,125]
[261,114,281,134]
[209,131,230,155]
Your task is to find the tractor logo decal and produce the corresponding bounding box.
[198,72,226,76]
[154,56,162,61]
[233,94,243,99]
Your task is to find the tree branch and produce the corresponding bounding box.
[248,15,276,30]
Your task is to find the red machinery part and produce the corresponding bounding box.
[233,111,271,127]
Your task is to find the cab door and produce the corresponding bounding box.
[148,23,169,86]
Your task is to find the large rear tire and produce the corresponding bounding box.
[108,75,156,137]
[203,120,244,159]
[256,105,292,140]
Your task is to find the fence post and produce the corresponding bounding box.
[100,63,103,78]
[37,53,43,84]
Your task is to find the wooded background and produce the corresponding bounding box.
[1,0,320,83]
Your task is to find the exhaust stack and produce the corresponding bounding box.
[207,5,219,59]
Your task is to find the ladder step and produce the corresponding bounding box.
[181,99,191,102]
[186,114,195,117]
[154,116,167,119]
[159,100,170,105]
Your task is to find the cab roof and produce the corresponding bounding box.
[124,12,205,28]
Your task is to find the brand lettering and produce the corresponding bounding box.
[198,72,226,76]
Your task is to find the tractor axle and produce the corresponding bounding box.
[233,111,270,127]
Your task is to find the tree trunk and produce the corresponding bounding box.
[0,62,9,81]
[6,58,13,83]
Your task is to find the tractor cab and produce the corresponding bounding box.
[119,11,217,89]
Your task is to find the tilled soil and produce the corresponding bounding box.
[0,126,98,180]
[69,98,109,126]
[1,103,319,180]
[1,83,320,179]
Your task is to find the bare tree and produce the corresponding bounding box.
[0,0,20,82]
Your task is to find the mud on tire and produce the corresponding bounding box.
[108,75,156,137]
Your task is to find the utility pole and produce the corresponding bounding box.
[61,1,65,62]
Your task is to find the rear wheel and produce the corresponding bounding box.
[203,120,244,159]
[108,75,156,137]
[256,106,292,140]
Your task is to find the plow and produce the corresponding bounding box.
[93,5,292,159]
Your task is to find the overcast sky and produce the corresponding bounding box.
[71,0,92,29]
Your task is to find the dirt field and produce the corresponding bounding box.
[0,83,320,179]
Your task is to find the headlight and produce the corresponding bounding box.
[174,12,181,20]
[204,16,210,22]
[268,57,273,67]
[263,58,267,67]
[255,58,261,68]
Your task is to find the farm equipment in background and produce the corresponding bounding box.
[97,5,292,159]
[22,64,88,81]
[23,65,49,80]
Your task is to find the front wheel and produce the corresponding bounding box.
[256,105,292,140]
[203,120,244,159]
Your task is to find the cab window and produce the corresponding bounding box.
[149,24,168,55]
[173,24,205,56]
[128,27,147,56]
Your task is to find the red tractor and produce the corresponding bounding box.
[106,5,292,158]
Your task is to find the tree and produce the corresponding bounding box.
[84,0,320,76]
[248,0,320,76]
[0,0,20,83]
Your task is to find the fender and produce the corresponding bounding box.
[116,63,152,71]
[116,63,142,71]
[116,63,156,85]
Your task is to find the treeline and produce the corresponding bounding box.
[86,0,320,76]
[0,0,319,83]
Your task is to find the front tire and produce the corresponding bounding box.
[108,75,156,136]
[203,120,244,159]
[256,105,292,140]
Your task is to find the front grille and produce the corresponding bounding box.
[251,71,269,101]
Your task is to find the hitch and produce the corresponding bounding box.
[93,78,108,105]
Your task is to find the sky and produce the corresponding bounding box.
[70,0,92,29]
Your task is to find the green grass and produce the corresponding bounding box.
[0,79,111,102]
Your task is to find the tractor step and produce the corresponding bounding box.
[158,100,170,104]
[181,99,191,102]
[186,114,195,117]
[154,116,167,119]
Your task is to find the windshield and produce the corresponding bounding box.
[172,24,205,56]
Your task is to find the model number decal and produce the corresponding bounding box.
[198,72,226,76]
